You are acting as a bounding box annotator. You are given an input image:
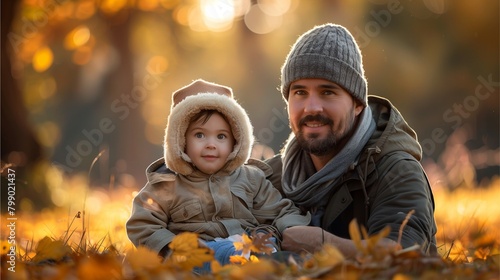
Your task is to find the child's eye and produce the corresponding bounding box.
[217,134,227,140]
[195,133,204,138]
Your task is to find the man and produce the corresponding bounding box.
[266,23,437,257]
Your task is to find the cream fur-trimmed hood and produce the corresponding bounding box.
[164,92,254,175]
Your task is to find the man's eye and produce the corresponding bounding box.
[294,90,306,95]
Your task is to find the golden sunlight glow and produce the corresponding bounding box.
[137,0,160,11]
[51,188,69,207]
[433,180,500,257]
[233,0,252,17]
[173,5,190,26]
[100,0,128,14]
[64,25,91,50]
[257,0,291,16]
[75,0,96,19]
[160,0,180,9]
[199,0,235,32]
[85,189,110,215]
[147,55,169,74]
[53,1,76,21]
[45,165,64,193]
[36,121,61,148]
[244,4,282,34]
[32,46,53,72]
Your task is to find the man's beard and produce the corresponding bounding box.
[295,113,356,156]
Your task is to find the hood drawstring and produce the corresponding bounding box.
[355,146,381,222]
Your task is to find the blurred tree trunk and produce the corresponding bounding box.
[1,0,53,210]
[100,10,150,184]
[1,0,43,167]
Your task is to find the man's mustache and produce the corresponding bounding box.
[299,115,333,127]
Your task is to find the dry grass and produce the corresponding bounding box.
[1,166,499,279]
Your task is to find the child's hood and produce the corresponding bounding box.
[164,79,254,176]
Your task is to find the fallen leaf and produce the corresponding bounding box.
[32,236,73,263]
[168,232,214,270]
[125,246,163,271]
[233,234,253,256]
[349,219,368,255]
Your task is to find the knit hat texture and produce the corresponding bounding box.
[280,23,367,106]
[164,79,253,175]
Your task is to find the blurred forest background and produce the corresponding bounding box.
[1,0,499,211]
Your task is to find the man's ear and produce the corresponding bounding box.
[354,99,364,117]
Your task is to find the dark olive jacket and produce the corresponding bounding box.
[266,95,437,254]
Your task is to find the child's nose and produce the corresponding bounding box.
[205,140,216,149]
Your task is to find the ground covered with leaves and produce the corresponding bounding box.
[1,174,499,279]
[1,227,499,279]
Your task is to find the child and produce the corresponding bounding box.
[126,79,310,269]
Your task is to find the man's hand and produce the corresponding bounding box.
[283,226,399,258]
[281,226,324,254]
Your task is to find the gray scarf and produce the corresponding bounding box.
[282,106,376,208]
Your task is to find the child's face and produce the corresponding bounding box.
[185,112,235,175]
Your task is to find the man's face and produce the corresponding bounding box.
[287,78,363,156]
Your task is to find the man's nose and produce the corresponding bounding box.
[304,94,323,114]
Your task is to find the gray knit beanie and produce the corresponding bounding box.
[280,23,367,107]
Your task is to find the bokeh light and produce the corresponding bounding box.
[32,46,53,72]
[100,0,128,14]
[200,0,236,32]
[64,25,91,50]
[36,121,61,148]
[258,0,291,16]
[244,4,283,34]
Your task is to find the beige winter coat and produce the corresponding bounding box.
[126,158,310,254]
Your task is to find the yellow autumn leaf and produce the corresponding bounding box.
[311,243,344,268]
[361,225,369,240]
[348,219,368,255]
[229,252,260,265]
[250,232,275,255]
[168,232,214,270]
[230,254,249,265]
[230,259,276,279]
[365,226,391,252]
[232,233,253,255]
[77,253,122,280]
[249,254,260,263]
[125,246,163,271]
[32,236,73,263]
[1,240,11,255]
[302,244,345,278]
[168,232,199,251]
[210,259,222,272]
